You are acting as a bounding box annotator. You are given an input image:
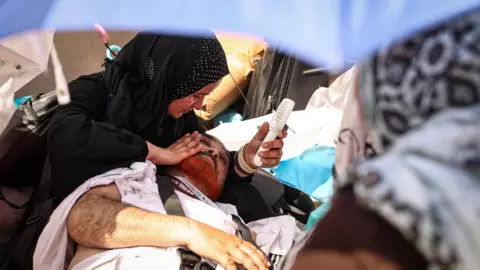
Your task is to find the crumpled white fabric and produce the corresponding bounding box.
[34,161,300,270]
[305,66,356,111]
[248,216,302,256]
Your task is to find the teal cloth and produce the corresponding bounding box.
[14,96,32,107]
[272,145,335,229]
[272,145,335,200]
[306,200,332,230]
[213,109,243,127]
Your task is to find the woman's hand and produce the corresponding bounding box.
[186,220,270,270]
[146,132,203,165]
[244,122,288,168]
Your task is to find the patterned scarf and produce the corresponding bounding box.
[359,11,480,153]
[351,9,480,269]
[282,9,480,270]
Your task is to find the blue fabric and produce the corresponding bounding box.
[213,109,243,127]
[14,96,32,107]
[272,145,336,200]
[106,44,121,60]
[306,200,332,230]
[1,0,478,68]
[311,176,334,203]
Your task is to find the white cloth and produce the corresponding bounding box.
[34,161,300,270]
[208,108,342,159]
[305,65,356,111]
[304,66,378,183]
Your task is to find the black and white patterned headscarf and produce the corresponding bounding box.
[350,10,480,270]
[281,10,480,270]
[359,11,480,152]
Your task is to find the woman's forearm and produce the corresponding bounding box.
[67,185,192,249]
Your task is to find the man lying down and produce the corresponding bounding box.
[33,134,301,270]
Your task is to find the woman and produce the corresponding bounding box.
[47,31,285,222]
[283,10,480,270]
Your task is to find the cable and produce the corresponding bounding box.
[229,72,251,109]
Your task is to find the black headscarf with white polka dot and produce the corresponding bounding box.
[102,31,228,145]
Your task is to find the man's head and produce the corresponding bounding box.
[174,134,230,200]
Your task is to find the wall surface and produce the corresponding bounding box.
[16,31,136,97]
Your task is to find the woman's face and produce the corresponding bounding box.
[168,80,221,118]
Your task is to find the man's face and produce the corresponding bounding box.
[175,134,230,200]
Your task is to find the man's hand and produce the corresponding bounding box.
[244,122,288,168]
[147,132,203,165]
[186,220,270,270]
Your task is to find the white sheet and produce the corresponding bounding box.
[34,161,301,270]
[207,108,342,160]
[306,66,356,111]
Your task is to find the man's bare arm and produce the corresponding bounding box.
[67,184,193,249]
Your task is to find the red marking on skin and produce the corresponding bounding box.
[176,155,222,200]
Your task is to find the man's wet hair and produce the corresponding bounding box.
[198,132,231,164]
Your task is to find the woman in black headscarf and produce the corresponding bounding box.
[47,31,285,222]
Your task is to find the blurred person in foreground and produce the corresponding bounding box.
[282,9,480,270]
[34,133,300,270]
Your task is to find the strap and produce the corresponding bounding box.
[156,174,186,217]
[156,174,219,270]
[156,174,255,245]
[231,215,254,244]
[0,188,29,209]
[173,176,255,245]
[173,176,220,211]
[177,249,215,270]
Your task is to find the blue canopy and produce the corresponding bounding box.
[1,0,479,67]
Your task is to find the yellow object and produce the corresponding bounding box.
[195,32,267,120]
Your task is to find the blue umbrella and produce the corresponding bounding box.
[1,0,479,67]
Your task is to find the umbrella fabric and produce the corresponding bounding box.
[0,31,54,134]
[0,31,54,92]
[0,0,479,68]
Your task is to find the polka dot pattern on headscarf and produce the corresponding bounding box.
[144,57,155,80]
[172,37,229,100]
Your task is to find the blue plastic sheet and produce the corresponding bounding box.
[212,109,244,127]
[1,0,479,67]
[14,96,32,107]
[306,201,332,230]
[272,145,336,200]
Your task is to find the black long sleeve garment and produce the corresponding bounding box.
[47,73,250,199]
[47,73,148,198]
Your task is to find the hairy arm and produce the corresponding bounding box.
[67,184,193,249]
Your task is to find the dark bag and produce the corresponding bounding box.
[0,91,58,188]
[0,159,58,270]
[251,170,315,225]
[243,48,328,119]
[0,91,59,270]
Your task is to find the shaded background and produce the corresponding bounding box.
[16,31,136,97]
